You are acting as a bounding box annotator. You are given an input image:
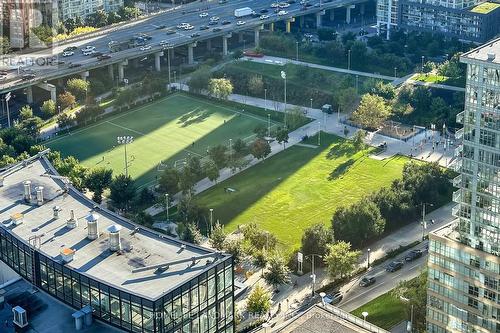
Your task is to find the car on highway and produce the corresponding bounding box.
[324,292,343,305]
[191,33,200,38]
[404,249,423,262]
[68,63,82,68]
[221,20,231,25]
[62,51,74,57]
[166,29,176,35]
[81,46,96,52]
[140,45,152,51]
[260,8,269,13]
[271,3,279,8]
[159,40,173,47]
[199,12,208,17]
[83,49,96,56]
[155,25,166,30]
[212,27,222,32]
[199,25,209,30]
[184,24,195,30]
[91,51,103,57]
[219,0,227,3]
[177,23,189,29]
[288,0,296,3]
[236,20,245,26]
[386,261,404,272]
[210,16,220,22]
[278,2,290,8]
[63,46,78,52]
[97,54,111,60]
[277,10,288,15]
[260,14,270,20]
[208,20,218,25]
[21,73,35,81]
[359,276,376,287]
[138,33,152,40]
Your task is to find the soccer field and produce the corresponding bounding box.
[46,93,276,187]
[195,133,409,251]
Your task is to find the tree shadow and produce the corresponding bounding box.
[326,141,355,159]
[328,158,356,180]
[177,107,214,127]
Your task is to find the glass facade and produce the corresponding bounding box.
[0,227,235,333]
[426,51,500,332]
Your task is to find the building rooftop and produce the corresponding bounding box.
[276,304,389,333]
[469,2,500,14]
[0,152,229,301]
[461,36,500,64]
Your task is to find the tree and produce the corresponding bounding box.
[324,241,361,278]
[18,117,43,137]
[301,223,332,259]
[208,145,228,169]
[186,155,203,179]
[250,138,271,160]
[276,128,289,148]
[58,91,76,110]
[352,129,366,151]
[263,253,291,289]
[248,75,264,96]
[107,12,122,24]
[253,124,267,138]
[210,221,226,250]
[86,9,108,27]
[109,174,136,211]
[223,239,244,265]
[232,138,248,157]
[246,285,271,317]
[242,223,278,251]
[19,105,33,121]
[422,61,435,74]
[158,167,180,196]
[66,78,90,100]
[338,88,359,114]
[204,159,220,183]
[352,94,391,129]
[40,100,57,118]
[85,167,113,203]
[252,249,268,274]
[57,113,73,129]
[332,198,385,247]
[188,66,211,93]
[208,78,233,100]
[0,36,10,54]
[371,81,396,100]
[179,168,196,194]
[392,271,427,332]
[179,222,203,245]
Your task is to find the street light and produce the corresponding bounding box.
[209,208,214,235]
[400,296,414,333]
[296,41,299,61]
[394,67,397,78]
[166,46,173,87]
[305,254,322,296]
[281,71,287,128]
[229,138,232,163]
[367,248,371,268]
[310,98,313,110]
[165,193,170,221]
[117,136,133,177]
[421,202,434,240]
[421,55,425,73]
[264,88,267,112]
[319,292,326,306]
[348,49,352,70]
[362,311,369,323]
[267,113,271,137]
[318,121,321,146]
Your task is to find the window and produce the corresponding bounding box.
[484,290,496,302]
[468,285,479,297]
[468,297,478,309]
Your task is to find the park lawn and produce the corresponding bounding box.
[195,133,409,251]
[45,93,282,187]
[351,292,407,330]
[414,73,449,84]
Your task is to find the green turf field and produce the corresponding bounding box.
[46,93,279,187]
[195,133,409,251]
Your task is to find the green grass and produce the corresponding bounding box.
[195,133,408,250]
[45,93,283,187]
[414,73,449,84]
[351,292,407,330]
[470,1,500,13]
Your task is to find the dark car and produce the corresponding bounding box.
[21,73,35,81]
[199,25,209,30]
[221,20,231,25]
[97,54,112,60]
[359,276,376,287]
[69,63,82,68]
[208,20,218,25]
[166,29,176,35]
[212,27,222,32]
[324,292,343,305]
[155,24,166,30]
[404,249,423,262]
[190,33,200,38]
[260,8,269,13]
[91,51,103,57]
[287,0,296,3]
[63,46,77,52]
[386,261,404,272]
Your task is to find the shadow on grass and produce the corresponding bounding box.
[328,158,356,180]
[177,107,215,127]
[326,141,356,159]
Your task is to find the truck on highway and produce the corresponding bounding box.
[234,7,253,17]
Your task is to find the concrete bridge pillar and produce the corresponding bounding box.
[238,32,244,43]
[188,42,197,65]
[222,33,232,56]
[270,22,274,31]
[108,64,114,81]
[118,59,128,82]
[329,9,335,21]
[286,20,292,33]
[36,82,57,102]
[154,51,163,72]
[299,16,304,28]
[79,71,89,81]
[316,12,323,28]
[26,86,33,104]
[360,3,365,15]
[254,26,262,48]
[346,5,355,24]
[206,39,212,51]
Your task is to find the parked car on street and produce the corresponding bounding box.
[324,292,343,305]
[386,261,404,272]
[404,249,423,262]
[359,276,376,287]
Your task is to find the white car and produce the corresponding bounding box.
[81,46,95,52]
[278,10,288,16]
[177,22,189,29]
[199,12,209,17]
[140,45,152,51]
[210,16,220,21]
[236,20,246,26]
[159,40,173,47]
[62,51,74,57]
[271,3,279,7]
[260,14,270,20]
[82,49,96,56]
[184,24,195,30]
[278,2,290,8]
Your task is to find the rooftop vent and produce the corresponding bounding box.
[12,306,28,328]
[60,247,75,263]
[35,186,44,206]
[6,213,24,227]
[23,181,31,203]
[107,224,122,252]
[86,213,99,240]
[487,53,496,61]
[53,206,61,219]
[67,210,78,229]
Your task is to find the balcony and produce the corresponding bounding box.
[452,204,460,217]
[450,158,462,172]
[454,145,463,157]
[453,190,462,203]
[456,111,464,124]
[455,128,464,140]
[453,175,462,188]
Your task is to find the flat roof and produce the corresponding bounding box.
[0,153,229,300]
[469,2,500,14]
[461,36,500,65]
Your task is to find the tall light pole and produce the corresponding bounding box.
[267,113,271,137]
[355,75,359,94]
[318,121,321,146]
[209,208,214,235]
[306,254,322,296]
[165,193,170,221]
[400,296,414,333]
[281,71,287,128]
[117,136,133,177]
[348,49,351,70]
[367,248,371,268]
[229,138,232,163]
[166,46,172,87]
[394,67,397,78]
[296,41,299,61]
[421,55,425,73]
[310,98,313,110]
[421,202,433,240]
[264,88,267,112]
[362,311,369,324]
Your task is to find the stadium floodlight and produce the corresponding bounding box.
[117,136,134,177]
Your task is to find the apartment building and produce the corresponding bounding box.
[426,38,500,332]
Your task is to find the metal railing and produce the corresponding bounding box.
[321,304,391,333]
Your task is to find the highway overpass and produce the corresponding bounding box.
[0,0,372,101]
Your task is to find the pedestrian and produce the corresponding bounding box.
[192,142,194,147]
